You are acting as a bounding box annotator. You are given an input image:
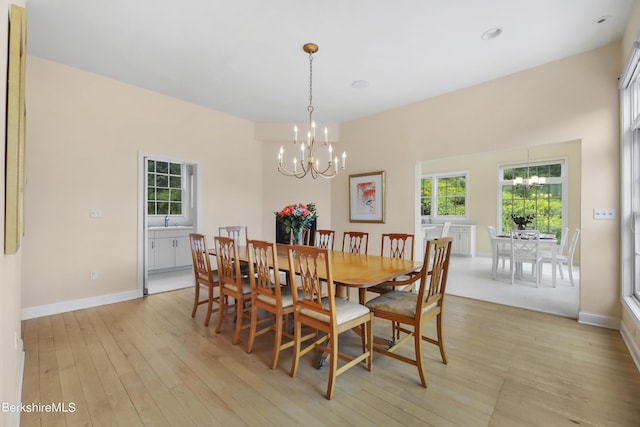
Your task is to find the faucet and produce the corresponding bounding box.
[164,215,170,227]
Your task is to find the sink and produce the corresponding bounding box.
[148,225,193,231]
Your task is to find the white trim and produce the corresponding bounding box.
[8,348,25,427]
[620,320,640,372]
[497,156,568,235]
[620,41,640,89]
[21,290,139,320]
[577,310,620,330]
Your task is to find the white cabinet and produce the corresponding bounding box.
[422,224,476,257]
[148,228,193,271]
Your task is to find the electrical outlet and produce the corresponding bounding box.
[593,208,616,220]
[90,272,98,280]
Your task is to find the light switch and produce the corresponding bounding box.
[593,208,616,220]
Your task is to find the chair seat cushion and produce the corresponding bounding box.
[301,298,370,325]
[256,286,296,308]
[222,278,251,295]
[366,291,436,317]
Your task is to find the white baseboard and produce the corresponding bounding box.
[620,321,640,372]
[578,310,621,330]
[21,290,139,320]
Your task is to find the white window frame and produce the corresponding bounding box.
[421,171,468,221]
[497,158,568,236]
[620,41,640,320]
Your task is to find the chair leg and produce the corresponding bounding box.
[204,285,214,326]
[215,292,226,334]
[436,313,447,365]
[290,316,301,378]
[568,262,575,287]
[246,303,257,354]
[366,318,373,371]
[191,284,200,318]
[326,333,338,400]
[558,262,565,279]
[232,296,244,345]
[271,311,284,370]
[414,325,427,388]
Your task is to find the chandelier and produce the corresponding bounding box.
[514,150,546,187]
[277,43,346,179]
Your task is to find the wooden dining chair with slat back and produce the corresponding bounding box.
[218,225,249,246]
[365,233,416,339]
[342,231,369,254]
[214,236,252,345]
[219,225,250,276]
[189,233,220,326]
[246,239,314,369]
[366,237,452,388]
[314,229,335,249]
[287,245,373,400]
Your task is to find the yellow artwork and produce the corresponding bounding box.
[5,4,27,254]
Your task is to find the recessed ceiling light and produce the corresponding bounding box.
[594,15,612,25]
[352,80,369,89]
[481,27,502,40]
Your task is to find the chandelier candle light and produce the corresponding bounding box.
[277,43,346,179]
[514,149,546,187]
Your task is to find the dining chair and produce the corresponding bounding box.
[487,226,510,278]
[342,231,369,254]
[543,228,580,286]
[314,229,335,249]
[214,236,252,345]
[367,233,417,340]
[510,229,543,287]
[246,240,306,369]
[441,222,451,237]
[367,233,416,296]
[189,233,220,326]
[219,225,250,275]
[218,225,249,246]
[365,237,452,388]
[287,245,373,400]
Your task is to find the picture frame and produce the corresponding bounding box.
[5,5,27,254]
[349,171,385,223]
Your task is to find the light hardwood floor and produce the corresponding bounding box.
[21,287,640,426]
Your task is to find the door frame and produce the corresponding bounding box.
[137,151,201,296]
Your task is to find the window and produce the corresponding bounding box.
[147,160,183,216]
[499,161,565,239]
[621,42,640,301]
[421,173,467,218]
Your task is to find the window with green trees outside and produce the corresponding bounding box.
[421,174,466,217]
[147,160,183,216]
[500,162,564,239]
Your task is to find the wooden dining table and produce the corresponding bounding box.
[209,244,423,302]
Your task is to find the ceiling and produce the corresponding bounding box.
[26,0,634,125]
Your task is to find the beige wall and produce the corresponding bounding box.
[332,42,621,320]
[2,1,25,425]
[256,122,333,239]
[22,57,264,309]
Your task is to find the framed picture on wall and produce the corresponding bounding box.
[349,171,385,223]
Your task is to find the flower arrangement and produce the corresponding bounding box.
[275,203,317,243]
[511,213,535,230]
